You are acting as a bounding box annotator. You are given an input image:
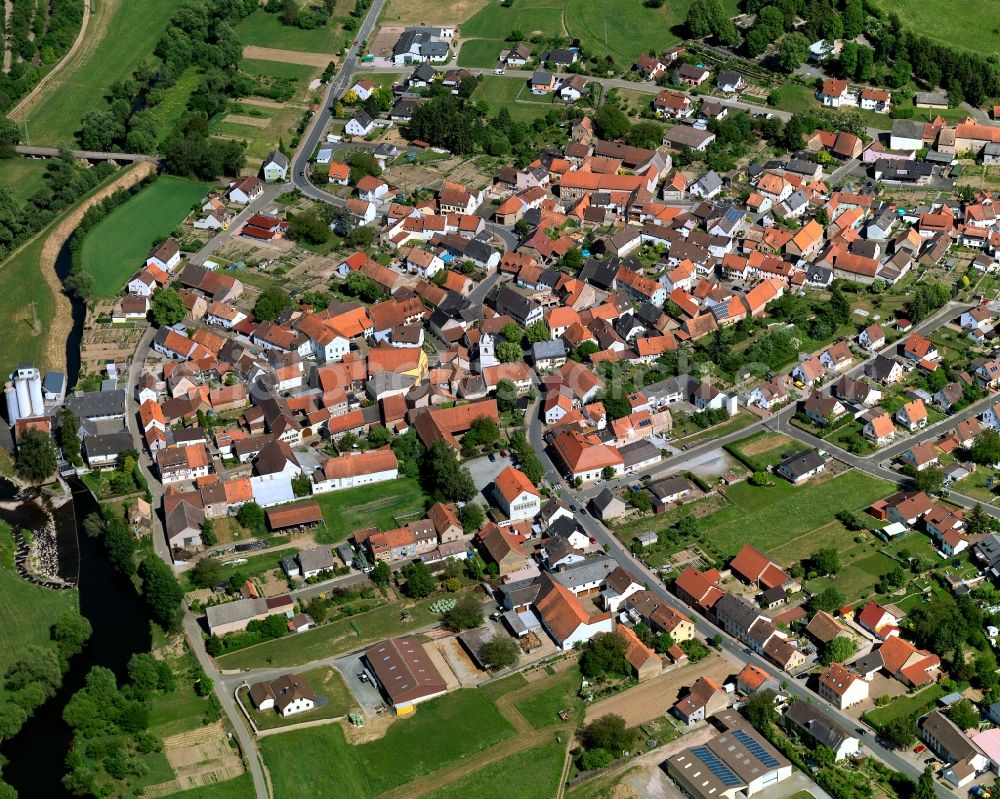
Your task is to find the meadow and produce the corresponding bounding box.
[12,0,177,145]
[0,157,51,203]
[236,6,354,54]
[422,737,568,799]
[513,666,584,729]
[80,176,210,297]
[876,0,1000,54]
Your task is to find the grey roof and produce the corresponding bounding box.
[531,338,567,361]
[715,593,763,634]
[66,389,126,420]
[591,487,625,514]
[891,119,928,141]
[694,171,723,194]
[716,70,742,87]
[777,448,824,479]
[351,108,374,128]
[915,92,948,105]
[83,430,134,459]
[852,649,883,674]
[42,371,65,394]
[544,48,576,65]
[411,63,436,81]
[532,70,553,84]
[265,149,289,168]
[206,597,266,628]
[921,709,986,762]
[551,556,617,591]
[297,547,335,573]
[785,700,856,753]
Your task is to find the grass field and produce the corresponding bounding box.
[479,673,528,700]
[237,7,353,54]
[460,0,739,65]
[0,158,51,203]
[698,470,893,559]
[261,690,516,798]
[242,59,320,82]
[726,431,797,472]
[358,690,516,795]
[15,0,178,145]
[261,724,371,799]
[215,595,442,670]
[0,554,78,701]
[471,76,550,123]
[514,666,584,729]
[245,666,355,729]
[864,683,947,727]
[80,176,209,297]
[143,69,203,148]
[422,737,568,799]
[877,0,1000,54]
[313,477,428,544]
[169,775,254,799]
[456,38,506,68]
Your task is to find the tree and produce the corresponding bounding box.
[15,428,57,483]
[579,632,630,680]
[367,425,391,447]
[190,557,223,589]
[138,556,185,630]
[601,466,616,480]
[970,430,1000,465]
[583,714,635,754]
[401,560,435,598]
[51,611,92,664]
[59,408,81,465]
[881,715,915,749]
[479,636,519,669]
[740,691,777,732]
[525,321,550,343]
[287,208,329,244]
[777,33,809,72]
[5,646,62,697]
[253,285,292,322]
[594,105,630,140]
[821,636,857,666]
[807,547,840,577]
[501,322,524,344]
[444,592,483,630]
[807,586,845,614]
[496,341,523,363]
[914,767,935,799]
[236,502,266,536]
[200,517,217,547]
[968,503,993,536]
[370,560,391,590]
[627,121,663,150]
[459,502,485,532]
[426,439,476,502]
[947,699,980,731]
[150,286,186,326]
[911,466,944,495]
[292,473,312,497]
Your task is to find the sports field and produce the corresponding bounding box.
[459,0,739,65]
[312,477,429,544]
[80,176,209,297]
[12,0,178,145]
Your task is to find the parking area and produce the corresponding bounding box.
[333,653,386,717]
[466,453,513,493]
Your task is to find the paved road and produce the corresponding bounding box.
[290,0,389,204]
[189,181,289,266]
[14,144,158,162]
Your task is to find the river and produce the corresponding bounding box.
[0,230,152,795]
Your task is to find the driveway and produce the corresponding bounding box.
[333,652,386,717]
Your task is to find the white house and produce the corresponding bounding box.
[262,150,289,183]
[147,240,181,272]
[536,573,613,650]
[492,466,541,522]
[228,176,263,205]
[818,662,869,709]
[312,450,399,493]
[345,109,376,137]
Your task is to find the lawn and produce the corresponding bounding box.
[877,0,1000,54]
[169,775,254,799]
[13,0,178,145]
[457,38,505,68]
[241,58,320,82]
[460,0,740,64]
[312,477,429,544]
[236,7,353,54]
[243,666,355,729]
[0,534,79,701]
[864,683,947,727]
[773,80,893,132]
[698,470,893,559]
[80,176,211,296]
[0,157,51,203]
[215,595,442,669]
[514,666,584,729]
[479,672,528,700]
[358,689,517,795]
[190,546,297,591]
[472,76,528,109]
[953,470,1000,505]
[261,724,371,799]
[726,431,797,471]
[422,737,568,799]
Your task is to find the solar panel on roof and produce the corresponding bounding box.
[733,730,780,768]
[692,747,741,786]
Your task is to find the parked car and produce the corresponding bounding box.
[913,744,927,754]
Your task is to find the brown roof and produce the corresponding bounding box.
[266,501,323,529]
[364,637,447,706]
[321,449,397,480]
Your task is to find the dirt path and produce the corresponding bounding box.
[223,114,271,128]
[241,97,294,110]
[242,45,330,67]
[37,161,156,372]
[3,0,13,73]
[8,0,92,119]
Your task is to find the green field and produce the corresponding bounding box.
[0,528,79,700]
[864,683,947,727]
[313,477,429,544]
[15,0,178,145]
[725,432,798,472]
[143,69,203,148]
[698,470,893,559]
[242,58,320,82]
[479,672,528,700]
[422,737,568,799]
[460,0,739,65]
[513,666,584,729]
[877,0,1000,54]
[261,724,371,799]
[236,7,353,53]
[80,176,210,297]
[215,595,442,670]
[456,38,506,68]
[169,775,254,799]
[471,76,549,123]
[261,690,516,798]
[0,158,51,203]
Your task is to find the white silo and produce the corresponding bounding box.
[4,382,18,426]
[27,372,43,418]
[14,376,30,421]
